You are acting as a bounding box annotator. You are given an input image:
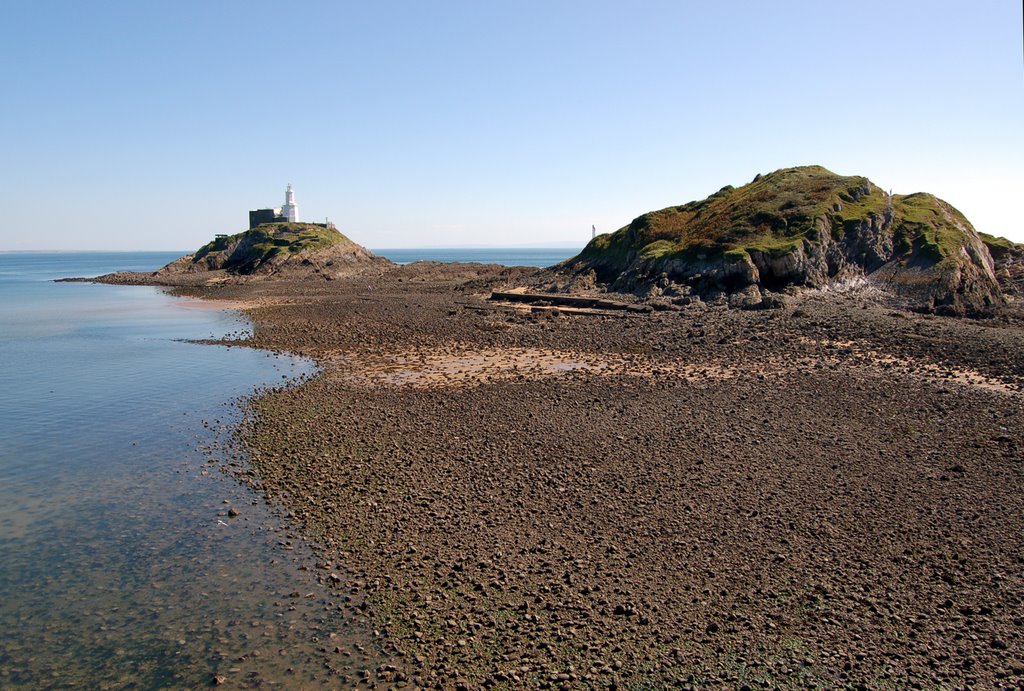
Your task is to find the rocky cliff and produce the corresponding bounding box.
[560,166,1009,315]
[981,232,1024,298]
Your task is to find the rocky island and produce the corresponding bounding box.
[88,221,392,285]
[83,170,1024,688]
[560,166,1008,315]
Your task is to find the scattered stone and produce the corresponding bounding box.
[92,246,1024,689]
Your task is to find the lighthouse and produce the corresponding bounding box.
[282,183,299,222]
[247,184,305,228]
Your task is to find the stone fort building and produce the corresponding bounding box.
[249,184,299,229]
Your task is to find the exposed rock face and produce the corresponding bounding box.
[560,166,1009,315]
[982,233,1024,298]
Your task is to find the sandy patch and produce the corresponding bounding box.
[323,346,738,389]
[172,295,285,312]
[319,339,1022,398]
[797,337,1021,396]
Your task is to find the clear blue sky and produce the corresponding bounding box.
[2,0,1021,250]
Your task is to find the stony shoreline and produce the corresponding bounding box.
[173,262,1023,688]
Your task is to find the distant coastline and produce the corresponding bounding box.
[0,249,191,255]
[1,247,584,270]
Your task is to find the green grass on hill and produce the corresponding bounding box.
[194,223,344,264]
[575,166,981,269]
[979,232,1023,259]
[892,194,968,265]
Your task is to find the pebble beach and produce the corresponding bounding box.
[169,260,1024,689]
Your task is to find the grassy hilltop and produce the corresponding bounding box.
[161,222,388,278]
[190,223,353,273]
[564,166,1010,315]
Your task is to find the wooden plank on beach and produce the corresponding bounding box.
[489,291,653,313]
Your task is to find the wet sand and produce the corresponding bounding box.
[176,263,1024,688]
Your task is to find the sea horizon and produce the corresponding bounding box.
[0,247,584,270]
[0,245,585,253]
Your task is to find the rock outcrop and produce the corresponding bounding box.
[560,166,1010,315]
[160,222,389,279]
[87,223,392,286]
[981,232,1024,298]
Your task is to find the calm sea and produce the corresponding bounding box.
[0,252,377,688]
[372,247,581,267]
[0,247,566,686]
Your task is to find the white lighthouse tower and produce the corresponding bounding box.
[282,183,299,222]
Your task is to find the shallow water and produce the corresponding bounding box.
[0,253,372,688]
